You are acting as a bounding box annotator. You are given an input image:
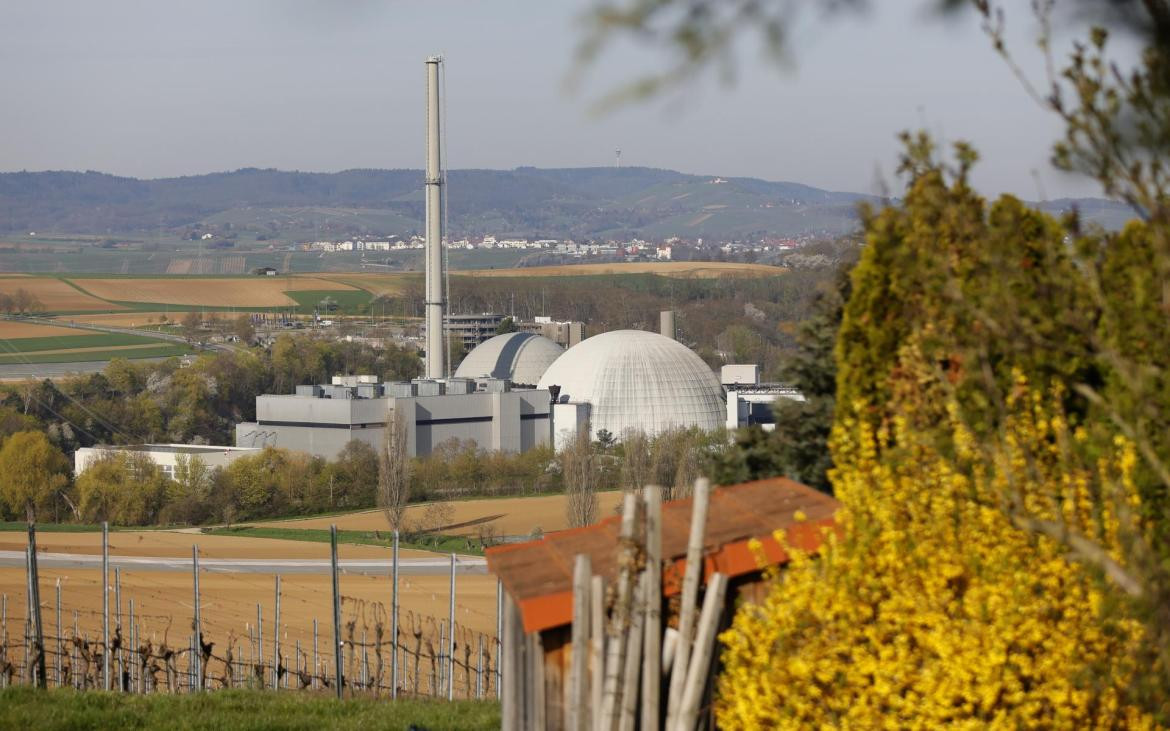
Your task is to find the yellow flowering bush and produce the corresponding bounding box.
[715,386,1154,729]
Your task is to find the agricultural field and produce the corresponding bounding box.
[58,311,184,327]
[456,261,787,278]
[0,320,86,339]
[70,276,359,308]
[0,529,435,560]
[0,565,501,684]
[1,263,787,317]
[0,329,192,365]
[0,276,120,311]
[0,517,507,699]
[272,491,625,538]
[0,490,623,682]
[318,272,412,298]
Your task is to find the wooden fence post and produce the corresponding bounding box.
[391,530,399,699]
[568,554,592,731]
[273,574,281,691]
[501,593,523,729]
[590,575,605,731]
[192,545,202,691]
[600,492,640,730]
[618,572,646,731]
[330,525,343,699]
[642,486,663,731]
[27,523,45,689]
[102,521,110,691]
[448,553,456,701]
[664,478,710,729]
[674,573,728,731]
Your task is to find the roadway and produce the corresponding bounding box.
[0,550,488,576]
[0,357,176,380]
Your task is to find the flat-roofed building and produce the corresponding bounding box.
[73,444,261,479]
[235,377,553,460]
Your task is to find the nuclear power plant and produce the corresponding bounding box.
[234,57,792,460]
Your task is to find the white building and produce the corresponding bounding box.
[721,364,805,432]
[537,329,725,443]
[73,444,260,479]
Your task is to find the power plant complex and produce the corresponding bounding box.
[232,56,797,461]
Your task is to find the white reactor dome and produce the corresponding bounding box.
[537,329,725,439]
[454,332,564,386]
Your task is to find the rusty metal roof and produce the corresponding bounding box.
[485,477,839,633]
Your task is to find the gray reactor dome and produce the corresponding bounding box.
[454,332,564,386]
[537,329,725,439]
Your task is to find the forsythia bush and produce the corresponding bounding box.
[715,385,1154,729]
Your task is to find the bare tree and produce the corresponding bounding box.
[378,408,411,531]
[620,428,652,492]
[562,430,599,528]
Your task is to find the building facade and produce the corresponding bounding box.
[235,377,553,459]
[73,444,260,478]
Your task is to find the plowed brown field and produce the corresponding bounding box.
[0,530,433,560]
[0,321,87,339]
[0,277,120,311]
[273,492,624,537]
[73,277,358,307]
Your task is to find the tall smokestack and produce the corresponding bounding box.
[424,56,445,379]
[660,310,676,340]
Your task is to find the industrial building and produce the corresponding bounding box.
[229,61,778,463]
[235,375,553,459]
[438,312,508,351]
[454,332,564,386]
[427,313,587,352]
[517,317,585,348]
[236,59,558,462]
[73,444,260,478]
[721,364,804,432]
[538,328,726,446]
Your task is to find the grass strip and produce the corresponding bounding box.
[0,333,172,352]
[201,525,485,556]
[0,686,500,731]
[0,344,192,364]
[0,521,109,533]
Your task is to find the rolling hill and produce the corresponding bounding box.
[0,167,1135,241]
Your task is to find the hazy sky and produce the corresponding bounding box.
[0,1,1134,198]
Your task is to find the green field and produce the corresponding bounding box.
[0,332,170,352]
[285,289,375,315]
[0,687,500,731]
[0,344,192,365]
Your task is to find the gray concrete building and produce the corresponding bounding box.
[236,377,553,460]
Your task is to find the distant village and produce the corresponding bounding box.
[301,233,815,260]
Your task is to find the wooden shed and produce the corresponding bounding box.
[486,477,839,730]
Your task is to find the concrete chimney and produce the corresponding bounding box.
[660,310,676,340]
[424,55,445,379]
